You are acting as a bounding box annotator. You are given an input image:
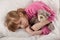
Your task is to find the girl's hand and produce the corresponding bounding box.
[25,26,34,35]
[31,23,42,31]
[25,26,41,35]
[31,19,50,31]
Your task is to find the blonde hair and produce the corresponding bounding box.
[5,11,20,32]
[5,8,26,32]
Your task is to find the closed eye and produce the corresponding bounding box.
[19,21,22,24]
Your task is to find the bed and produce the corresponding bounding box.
[0,0,60,40]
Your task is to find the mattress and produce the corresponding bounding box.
[0,0,60,40]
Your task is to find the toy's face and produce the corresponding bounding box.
[38,15,46,22]
[38,10,50,22]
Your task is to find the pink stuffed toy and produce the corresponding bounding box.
[25,1,55,35]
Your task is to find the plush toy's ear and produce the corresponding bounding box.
[45,11,50,18]
[38,10,50,17]
[38,10,44,15]
[38,15,46,22]
[38,10,51,22]
[38,10,46,22]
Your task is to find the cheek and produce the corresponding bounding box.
[21,19,29,28]
[21,18,28,23]
[20,16,29,25]
[22,20,27,25]
[24,19,28,25]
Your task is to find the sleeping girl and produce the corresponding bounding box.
[5,1,55,35]
[5,9,29,32]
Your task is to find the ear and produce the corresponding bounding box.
[38,15,46,22]
[38,10,47,22]
[38,10,50,18]
[46,12,50,17]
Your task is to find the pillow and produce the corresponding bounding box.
[0,0,32,37]
[0,0,60,40]
[0,32,5,38]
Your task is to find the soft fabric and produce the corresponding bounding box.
[0,0,32,38]
[25,1,55,35]
[41,26,51,35]
[0,0,60,40]
[25,1,55,22]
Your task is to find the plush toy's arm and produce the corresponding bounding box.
[31,19,51,31]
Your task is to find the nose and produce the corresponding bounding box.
[20,25,25,29]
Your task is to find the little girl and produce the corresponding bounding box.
[5,1,55,35]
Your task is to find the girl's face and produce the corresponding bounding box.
[5,10,29,32]
[14,12,29,29]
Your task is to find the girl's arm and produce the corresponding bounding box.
[25,26,42,35]
[25,26,34,35]
[31,19,51,31]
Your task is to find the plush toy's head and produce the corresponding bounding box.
[30,10,50,26]
[30,10,52,31]
[38,10,50,22]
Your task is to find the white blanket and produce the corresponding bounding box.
[0,0,60,40]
